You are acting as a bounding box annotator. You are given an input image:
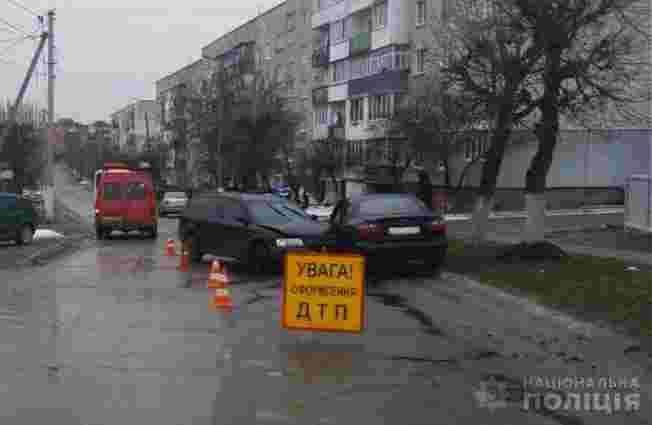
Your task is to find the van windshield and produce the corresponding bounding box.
[126,182,146,200]
[102,183,122,201]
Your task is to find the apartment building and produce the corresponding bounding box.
[310,0,448,197]
[200,0,315,187]
[155,59,217,187]
[109,100,160,156]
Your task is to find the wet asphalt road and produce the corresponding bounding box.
[0,168,650,425]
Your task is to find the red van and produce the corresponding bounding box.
[94,164,158,239]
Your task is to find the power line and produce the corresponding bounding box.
[0,34,32,57]
[0,16,32,35]
[0,34,37,43]
[4,0,41,17]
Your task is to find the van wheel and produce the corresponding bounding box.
[148,225,158,239]
[16,224,34,246]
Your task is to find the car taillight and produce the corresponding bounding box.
[358,223,384,240]
[431,219,447,233]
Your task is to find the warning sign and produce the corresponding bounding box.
[282,252,365,333]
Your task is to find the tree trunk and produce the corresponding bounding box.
[471,107,514,243]
[443,157,451,189]
[523,47,562,243]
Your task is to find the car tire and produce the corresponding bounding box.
[147,225,158,239]
[16,224,34,246]
[96,226,104,240]
[426,249,447,276]
[249,241,271,275]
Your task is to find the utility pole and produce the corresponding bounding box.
[44,9,56,222]
[0,32,49,152]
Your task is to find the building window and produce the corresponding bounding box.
[331,19,345,43]
[373,1,387,29]
[316,108,328,125]
[415,48,426,73]
[350,97,364,123]
[287,12,296,32]
[416,0,427,26]
[369,94,392,120]
[332,60,349,82]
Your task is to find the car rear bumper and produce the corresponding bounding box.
[96,218,157,231]
[160,206,185,214]
[354,237,448,263]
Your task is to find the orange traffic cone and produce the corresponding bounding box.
[211,287,233,309]
[179,248,189,271]
[207,260,229,289]
[165,239,176,256]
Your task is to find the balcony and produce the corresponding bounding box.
[312,48,329,68]
[312,0,349,29]
[349,32,371,56]
[349,69,409,97]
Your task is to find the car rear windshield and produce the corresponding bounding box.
[356,196,429,217]
[249,201,310,225]
[101,183,123,201]
[126,182,146,200]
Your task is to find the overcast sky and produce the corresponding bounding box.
[1,0,283,124]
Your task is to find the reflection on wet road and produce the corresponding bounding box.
[0,208,651,424]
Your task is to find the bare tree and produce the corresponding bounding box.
[386,73,485,191]
[186,50,302,190]
[509,0,652,242]
[431,0,545,242]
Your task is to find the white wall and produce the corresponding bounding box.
[328,83,349,102]
[444,130,652,189]
[330,40,350,62]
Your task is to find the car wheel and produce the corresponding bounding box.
[96,226,104,240]
[249,241,271,274]
[16,224,34,246]
[425,249,447,276]
[148,225,158,239]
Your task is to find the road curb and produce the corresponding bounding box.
[444,208,624,221]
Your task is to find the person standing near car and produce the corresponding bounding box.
[417,170,433,210]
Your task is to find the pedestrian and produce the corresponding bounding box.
[302,188,310,209]
[417,170,433,210]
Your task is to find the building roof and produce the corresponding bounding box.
[201,0,287,57]
[156,58,206,86]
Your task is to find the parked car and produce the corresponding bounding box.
[324,193,448,274]
[159,191,188,216]
[94,165,158,239]
[0,192,38,245]
[22,189,45,222]
[178,192,327,271]
[79,179,91,189]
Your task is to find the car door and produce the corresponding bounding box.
[124,180,149,225]
[197,197,231,258]
[98,180,125,225]
[0,196,15,238]
[217,199,252,260]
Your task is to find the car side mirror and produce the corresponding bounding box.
[310,214,318,221]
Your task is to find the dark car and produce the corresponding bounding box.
[178,192,327,271]
[0,192,38,245]
[159,191,189,216]
[325,193,447,274]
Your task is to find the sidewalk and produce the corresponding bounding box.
[444,205,624,221]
